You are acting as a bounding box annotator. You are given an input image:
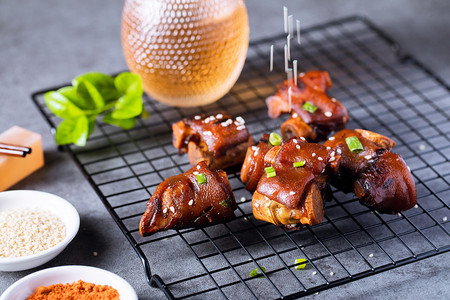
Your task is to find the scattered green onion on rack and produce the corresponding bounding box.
[249,266,266,277]
[345,136,364,153]
[295,258,307,270]
[302,101,317,113]
[269,132,282,146]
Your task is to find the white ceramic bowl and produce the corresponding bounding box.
[0,265,138,300]
[0,190,80,272]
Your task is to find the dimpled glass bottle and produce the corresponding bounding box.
[121,0,249,107]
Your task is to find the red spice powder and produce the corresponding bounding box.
[26,280,120,300]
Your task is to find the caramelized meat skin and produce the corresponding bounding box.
[139,161,237,236]
[172,113,254,170]
[240,134,273,192]
[266,71,349,140]
[252,137,341,229]
[324,129,417,214]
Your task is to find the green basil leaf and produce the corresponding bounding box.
[58,86,94,110]
[112,94,143,119]
[87,117,96,138]
[114,72,143,96]
[44,91,85,119]
[103,112,136,130]
[55,116,89,146]
[73,72,121,102]
[76,80,105,110]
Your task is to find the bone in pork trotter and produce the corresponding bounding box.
[324,129,417,214]
[139,161,237,236]
[252,137,341,229]
[172,113,254,170]
[266,70,349,141]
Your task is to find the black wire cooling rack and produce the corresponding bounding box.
[31,16,450,299]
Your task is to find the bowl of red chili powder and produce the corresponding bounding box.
[0,265,138,300]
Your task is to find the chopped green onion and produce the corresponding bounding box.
[265,166,275,173]
[266,172,276,178]
[269,132,282,146]
[219,198,232,208]
[302,102,318,113]
[293,161,305,168]
[265,166,276,178]
[196,173,207,184]
[295,258,307,270]
[249,266,266,277]
[345,136,364,153]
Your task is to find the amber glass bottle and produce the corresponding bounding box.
[121,0,249,107]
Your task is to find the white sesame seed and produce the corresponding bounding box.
[289,191,296,195]
[326,146,331,150]
[312,153,316,157]
[197,165,201,170]
[443,217,448,222]
[364,155,372,160]
[255,202,259,208]
[234,121,240,126]
[0,208,66,258]
[240,197,246,202]
[163,208,168,214]
[414,204,418,208]
[194,115,201,120]
[237,125,246,131]
[293,139,298,144]
[331,98,337,102]
[216,113,223,119]
[170,206,175,213]
[330,272,334,276]
[188,200,194,206]
[251,146,258,151]
[93,251,98,257]
[397,213,402,217]
[254,148,260,156]
[300,137,306,141]
[204,118,210,123]
[292,113,298,118]
[221,120,230,127]
[299,72,305,77]
[324,111,332,117]
[336,149,342,154]
[329,156,336,162]
[193,171,199,175]
[369,253,374,258]
[312,271,317,275]
[296,145,301,149]
[203,131,212,136]
[317,157,323,161]
[210,116,216,121]
[236,116,245,124]
[328,136,335,141]
[330,151,335,157]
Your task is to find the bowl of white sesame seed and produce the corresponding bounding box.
[0,190,80,271]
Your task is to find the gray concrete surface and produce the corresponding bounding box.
[1,0,449,299]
